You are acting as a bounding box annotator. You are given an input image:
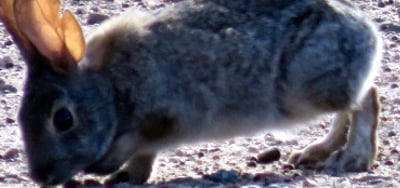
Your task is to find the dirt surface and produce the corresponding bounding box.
[0,0,399,187]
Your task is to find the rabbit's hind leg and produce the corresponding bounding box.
[289,86,380,173]
[322,86,380,173]
[106,153,156,184]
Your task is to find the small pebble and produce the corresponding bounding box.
[122,3,130,8]
[377,2,385,7]
[1,85,17,94]
[390,148,399,154]
[382,67,391,72]
[4,40,13,46]
[382,139,390,146]
[257,148,281,164]
[75,8,85,15]
[247,161,257,168]
[198,152,204,158]
[1,149,19,160]
[388,131,396,137]
[0,56,13,69]
[380,116,389,122]
[252,173,265,181]
[384,160,394,166]
[91,7,99,12]
[175,150,186,156]
[5,117,15,124]
[209,148,221,153]
[159,161,168,167]
[87,13,110,25]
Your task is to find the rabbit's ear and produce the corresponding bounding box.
[0,0,85,72]
[0,0,35,60]
[13,0,64,62]
[61,10,85,65]
[14,0,85,71]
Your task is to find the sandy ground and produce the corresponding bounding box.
[0,0,399,187]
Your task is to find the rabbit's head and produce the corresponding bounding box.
[0,0,117,185]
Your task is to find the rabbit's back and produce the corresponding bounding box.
[83,0,380,140]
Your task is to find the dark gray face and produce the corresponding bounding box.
[18,66,116,185]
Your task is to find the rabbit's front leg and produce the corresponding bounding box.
[289,87,380,173]
[289,112,351,170]
[107,153,156,184]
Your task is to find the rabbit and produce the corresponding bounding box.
[0,0,382,186]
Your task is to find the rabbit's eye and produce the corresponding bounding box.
[53,107,74,133]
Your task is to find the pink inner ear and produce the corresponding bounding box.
[62,10,86,63]
[0,0,34,58]
[14,0,64,63]
[10,0,85,72]
[35,0,61,27]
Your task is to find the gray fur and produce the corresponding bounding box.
[15,0,381,185]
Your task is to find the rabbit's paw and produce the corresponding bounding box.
[106,153,155,185]
[289,143,373,174]
[321,146,373,175]
[289,113,350,170]
[289,143,335,170]
[291,87,379,174]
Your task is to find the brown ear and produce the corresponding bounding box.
[0,0,85,72]
[62,10,85,63]
[14,0,64,62]
[0,0,34,60]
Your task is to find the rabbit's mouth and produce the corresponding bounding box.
[84,146,124,175]
[84,131,139,175]
[84,150,133,176]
